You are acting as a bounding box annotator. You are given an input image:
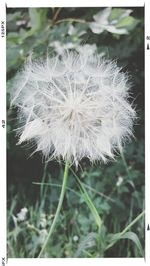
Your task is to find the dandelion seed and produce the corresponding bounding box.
[11,50,136,165]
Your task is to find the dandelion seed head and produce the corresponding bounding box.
[11,50,136,165]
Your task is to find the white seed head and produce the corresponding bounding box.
[10,50,136,165]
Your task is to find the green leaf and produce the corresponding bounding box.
[74,232,97,257]
[75,174,102,229]
[106,231,144,256]
[89,7,135,35]
[109,8,132,22]
[119,232,144,257]
[28,8,48,31]
[93,7,111,24]
[7,32,20,44]
[7,46,22,72]
[7,11,22,23]
[109,231,144,256]
[106,210,145,253]
[116,16,139,30]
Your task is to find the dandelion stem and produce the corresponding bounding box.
[38,160,70,258]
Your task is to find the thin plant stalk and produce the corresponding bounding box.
[40,162,48,199]
[33,181,81,198]
[33,181,114,202]
[121,210,145,235]
[119,148,131,179]
[70,168,102,229]
[38,160,70,258]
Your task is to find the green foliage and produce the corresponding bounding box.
[73,170,102,229]
[89,7,139,35]
[29,8,48,31]
[7,7,144,258]
[7,142,145,258]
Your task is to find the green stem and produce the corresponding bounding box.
[40,162,48,199]
[33,181,114,202]
[121,210,145,235]
[38,160,70,258]
[55,18,86,24]
[70,168,102,230]
[33,181,80,198]
[120,149,131,179]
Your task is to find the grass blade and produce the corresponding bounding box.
[119,231,144,257]
[105,210,145,254]
[71,169,102,229]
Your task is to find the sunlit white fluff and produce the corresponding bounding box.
[10,50,136,165]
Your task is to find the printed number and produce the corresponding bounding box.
[1,21,5,38]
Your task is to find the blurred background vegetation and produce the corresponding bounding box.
[7,7,144,258]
